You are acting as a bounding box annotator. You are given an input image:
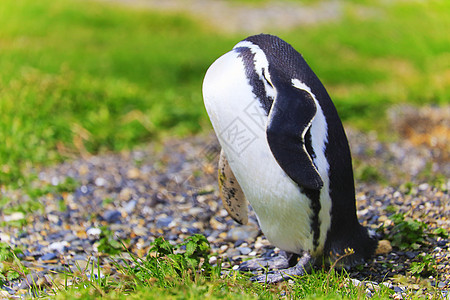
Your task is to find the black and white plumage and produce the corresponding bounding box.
[203,34,377,282]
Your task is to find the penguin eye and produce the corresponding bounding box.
[262,68,273,88]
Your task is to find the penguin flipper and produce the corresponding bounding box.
[266,86,323,190]
[218,149,248,225]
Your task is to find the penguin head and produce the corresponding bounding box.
[202,35,278,118]
[240,34,305,79]
[204,33,325,115]
[230,34,319,115]
[230,38,278,114]
[204,34,327,191]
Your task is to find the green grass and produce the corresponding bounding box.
[24,235,398,299]
[1,0,449,187]
[0,0,233,186]
[13,232,442,299]
[2,230,444,299]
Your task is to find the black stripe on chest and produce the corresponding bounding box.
[236,44,323,251]
[303,129,321,251]
[235,47,273,114]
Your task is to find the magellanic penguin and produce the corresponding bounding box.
[202,34,378,283]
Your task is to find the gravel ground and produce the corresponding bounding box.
[0,105,449,298]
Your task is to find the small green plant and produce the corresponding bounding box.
[385,205,397,213]
[54,177,79,193]
[96,227,124,255]
[26,177,79,199]
[50,235,256,298]
[146,234,214,277]
[2,200,43,216]
[399,182,416,195]
[107,234,219,292]
[102,197,115,206]
[388,213,427,250]
[289,262,395,299]
[356,165,384,183]
[0,242,27,286]
[409,254,436,278]
[431,228,449,239]
[388,213,448,251]
[57,198,67,212]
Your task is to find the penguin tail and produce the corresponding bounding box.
[323,224,378,268]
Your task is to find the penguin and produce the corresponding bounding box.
[202,34,378,283]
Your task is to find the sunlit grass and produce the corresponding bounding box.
[43,235,396,299]
[2,229,439,299]
[0,0,232,186]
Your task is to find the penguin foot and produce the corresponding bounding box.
[249,252,313,284]
[238,251,292,272]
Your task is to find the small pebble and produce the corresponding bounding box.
[0,233,11,242]
[156,216,174,228]
[437,240,448,247]
[48,241,68,253]
[3,212,25,222]
[375,240,392,255]
[350,278,362,287]
[124,200,137,213]
[64,233,78,242]
[103,210,122,223]
[120,188,133,201]
[228,224,259,241]
[86,227,102,238]
[209,256,218,265]
[127,168,141,179]
[80,185,88,194]
[39,253,57,261]
[95,177,106,187]
[237,246,252,255]
[226,248,241,257]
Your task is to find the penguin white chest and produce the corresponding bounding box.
[230,126,316,255]
[203,51,317,254]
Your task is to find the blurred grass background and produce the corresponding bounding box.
[0,0,449,187]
